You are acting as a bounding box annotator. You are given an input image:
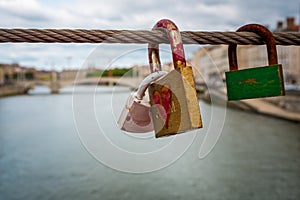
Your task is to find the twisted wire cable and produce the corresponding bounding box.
[0,29,299,45]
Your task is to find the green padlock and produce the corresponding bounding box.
[225,24,285,101]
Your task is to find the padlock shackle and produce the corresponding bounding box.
[228,24,278,71]
[148,19,186,72]
[135,71,167,100]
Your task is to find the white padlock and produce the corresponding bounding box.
[118,71,167,133]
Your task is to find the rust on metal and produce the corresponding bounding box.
[148,19,186,72]
[228,24,278,71]
[242,79,257,84]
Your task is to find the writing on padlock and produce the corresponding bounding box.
[148,19,203,138]
[118,71,167,133]
[226,24,285,101]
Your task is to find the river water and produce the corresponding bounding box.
[0,86,299,200]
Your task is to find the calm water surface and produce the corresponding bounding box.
[0,86,299,200]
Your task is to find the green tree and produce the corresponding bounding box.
[25,72,34,80]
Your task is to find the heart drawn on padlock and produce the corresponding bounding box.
[152,84,172,128]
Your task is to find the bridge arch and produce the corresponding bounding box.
[26,77,142,94]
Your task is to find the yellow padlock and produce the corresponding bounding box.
[148,19,203,138]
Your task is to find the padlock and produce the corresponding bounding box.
[226,24,285,101]
[148,19,202,138]
[118,71,167,133]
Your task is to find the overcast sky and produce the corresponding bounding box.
[0,0,298,71]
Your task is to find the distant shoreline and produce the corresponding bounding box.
[0,85,28,97]
[2,84,300,123]
[200,86,300,123]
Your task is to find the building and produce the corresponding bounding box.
[60,69,86,80]
[0,63,39,84]
[275,17,300,32]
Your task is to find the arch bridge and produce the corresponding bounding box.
[22,76,142,94]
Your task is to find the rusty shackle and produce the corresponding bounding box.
[228,24,278,71]
[148,19,186,72]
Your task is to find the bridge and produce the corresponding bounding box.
[19,76,143,94]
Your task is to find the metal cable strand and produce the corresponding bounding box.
[0,29,299,45]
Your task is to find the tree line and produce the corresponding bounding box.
[86,68,133,77]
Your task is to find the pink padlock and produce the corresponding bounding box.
[118,71,167,133]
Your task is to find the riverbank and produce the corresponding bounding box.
[0,85,30,97]
[201,86,300,123]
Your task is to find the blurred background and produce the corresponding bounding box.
[0,0,299,199]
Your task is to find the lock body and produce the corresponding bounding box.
[226,64,284,100]
[149,67,202,137]
[118,71,167,133]
[118,92,153,133]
